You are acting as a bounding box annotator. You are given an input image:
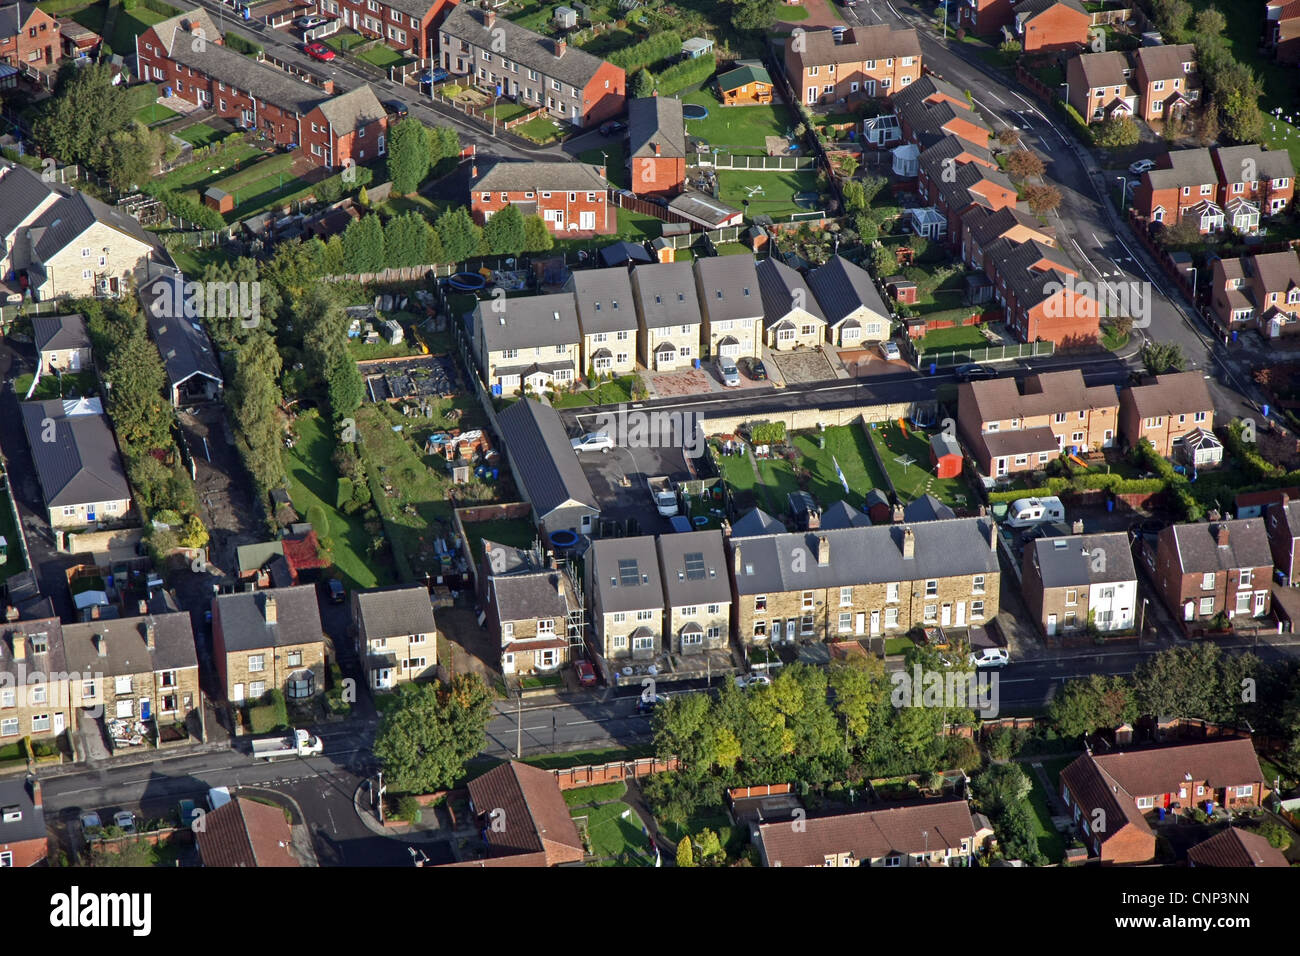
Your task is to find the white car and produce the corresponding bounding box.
[717,356,741,387]
[296,14,327,28]
[571,432,615,453]
[736,674,772,689]
[879,340,901,361]
[969,647,1010,669]
[1128,158,1157,175]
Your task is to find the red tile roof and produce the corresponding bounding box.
[282,531,328,574]
[1187,827,1289,867]
[757,800,979,867]
[195,797,301,867]
[463,761,584,865]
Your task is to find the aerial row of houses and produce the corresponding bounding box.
[470,253,892,393]
[1131,145,1296,237]
[957,0,1092,52]
[1066,43,1200,126]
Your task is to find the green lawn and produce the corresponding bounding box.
[717,424,887,515]
[681,90,798,154]
[153,142,264,194]
[884,636,914,655]
[513,116,564,145]
[717,168,823,220]
[519,744,655,770]
[357,44,411,69]
[573,801,654,864]
[714,242,752,255]
[134,103,179,127]
[13,370,97,400]
[580,142,627,190]
[563,781,629,807]
[916,324,988,353]
[281,408,395,589]
[658,811,745,861]
[552,375,637,408]
[375,193,448,222]
[324,31,369,52]
[487,101,532,123]
[868,420,974,508]
[0,481,28,584]
[1024,768,1067,863]
[776,4,809,20]
[175,123,222,148]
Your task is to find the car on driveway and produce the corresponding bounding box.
[571,431,615,453]
[295,14,327,28]
[79,811,102,844]
[1128,158,1157,175]
[637,693,668,714]
[599,121,627,136]
[736,674,772,689]
[716,355,741,387]
[327,578,345,604]
[304,41,335,62]
[575,660,597,687]
[113,810,137,834]
[879,340,901,361]
[955,363,997,382]
[969,647,1010,669]
[420,68,450,85]
[739,356,767,380]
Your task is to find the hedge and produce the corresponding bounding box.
[988,474,1167,504]
[608,31,681,73]
[657,53,716,96]
[225,33,263,57]
[1052,99,1094,147]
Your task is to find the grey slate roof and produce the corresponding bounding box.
[819,500,871,529]
[692,256,762,324]
[903,493,955,522]
[32,314,90,353]
[1073,50,1133,90]
[629,96,685,160]
[565,267,638,335]
[211,584,324,653]
[1028,532,1136,588]
[0,777,46,846]
[981,426,1059,458]
[29,188,157,260]
[141,273,224,390]
[590,535,664,613]
[1147,148,1219,190]
[476,292,581,353]
[656,530,730,608]
[492,567,571,623]
[441,5,613,88]
[667,190,743,227]
[1167,520,1273,574]
[314,84,386,131]
[757,257,825,327]
[473,160,608,193]
[806,254,889,328]
[1213,144,1294,186]
[353,585,436,640]
[0,162,55,241]
[891,74,967,114]
[731,517,999,594]
[497,399,598,517]
[730,507,786,537]
[20,399,130,508]
[62,611,199,675]
[634,261,704,329]
[1,617,68,692]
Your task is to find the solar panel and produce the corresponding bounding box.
[618,558,640,587]
[684,552,706,581]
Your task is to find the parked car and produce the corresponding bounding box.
[327,578,345,604]
[113,810,137,834]
[636,693,667,714]
[575,660,597,687]
[954,363,997,382]
[599,120,627,136]
[736,673,772,689]
[1128,158,1157,175]
[421,68,450,85]
[177,799,201,827]
[879,340,901,361]
[304,41,335,62]
[716,355,741,387]
[571,431,615,453]
[739,356,767,380]
[295,14,327,28]
[969,647,1010,669]
[79,811,102,843]
[383,99,409,119]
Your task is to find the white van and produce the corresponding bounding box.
[1005,496,1065,528]
[207,786,232,811]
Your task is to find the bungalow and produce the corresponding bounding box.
[447,761,585,866]
[496,399,599,540]
[469,160,613,237]
[196,796,303,866]
[756,799,987,866]
[757,257,827,350]
[140,271,225,406]
[1188,826,1289,868]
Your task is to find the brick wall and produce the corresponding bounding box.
[551,756,680,790]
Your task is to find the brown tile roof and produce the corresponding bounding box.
[758,800,978,866]
[1249,249,1300,294]
[1075,50,1132,89]
[1092,738,1263,797]
[962,368,1116,426]
[465,761,584,865]
[1060,751,1151,845]
[788,23,921,68]
[1187,827,1289,867]
[196,797,300,867]
[1133,43,1196,82]
[1122,371,1212,419]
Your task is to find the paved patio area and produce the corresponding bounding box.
[767,346,839,385]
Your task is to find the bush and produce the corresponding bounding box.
[1053,100,1096,146]
[749,421,787,445]
[224,33,262,57]
[336,477,353,508]
[395,795,422,824]
[608,31,681,73]
[657,53,716,96]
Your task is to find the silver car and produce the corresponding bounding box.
[717,356,741,387]
[571,432,615,453]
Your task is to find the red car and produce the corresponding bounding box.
[575,660,597,687]
[304,41,335,62]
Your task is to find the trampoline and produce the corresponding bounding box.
[446,272,487,292]
[682,104,709,120]
[549,529,579,550]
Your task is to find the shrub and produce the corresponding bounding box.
[749,421,787,445]
[657,53,716,96]
[396,795,422,824]
[608,32,681,73]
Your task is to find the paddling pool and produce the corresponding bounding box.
[447,272,487,292]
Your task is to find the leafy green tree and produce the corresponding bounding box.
[435,206,482,265]
[298,286,363,418]
[828,655,887,743]
[1192,5,1225,38]
[1140,340,1186,375]
[729,0,779,32]
[630,68,656,98]
[522,214,554,252]
[483,203,526,255]
[676,835,696,866]
[973,762,1032,817]
[342,214,386,273]
[228,329,287,496]
[870,242,896,278]
[1133,644,1223,720]
[693,827,725,865]
[104,327,172,453]
[373,676,494,793]
[34,63,130,171]
[1220,89,1264,144]
[1049,674,1138,739]
[102,121,168,190]
[430,126,461,164]
[384,211,433,267]
[1094,116,1140,148]
[387,117,432,194]
[323,235,345,275]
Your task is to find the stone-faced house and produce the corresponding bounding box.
[587,535,665,661]
[351,585,437,692]
[211,586,327,704]
[481,540,579,676]
[632,261,705,370]
[656,530,731,655]
[0,617,71,745]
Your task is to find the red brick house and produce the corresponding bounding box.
[627,96,686,198]
[1211,145,1295,217]
[784,24,922,107]
[316,0,455,59]
[1266,0,1300,64]
[0,776,47,867]
[961,204,1054,272]
[1132,43,1199,124]
[0,3,59,72]
[196,797,303,866]
[1208,249,1300,339]
[1188,827,1289,867]
[439,6,625,128]
[1117,371,1214,458]
[1265,495,1300,585]
[897,87,992,151]
[985,235,1101,346]
[300,85,389,169]
[1011,0,1090,53]
[1148,519,1274,633]
[958,0,1015,36]
[445,761,585,867]
[1060,738,1265,864]
[470,160,612,237]
[1065,51,1137,124]
[1133,148,1221,231]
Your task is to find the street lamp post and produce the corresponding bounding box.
[1117,176,1126,211]
[1060,82,1069,107]
[1189,266,1198,302]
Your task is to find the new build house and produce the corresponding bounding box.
[587,535,666,661]
[807,254,891,347]
[1208,249,1300,338]
[351,585,438,691]
[20,398,132,528]
[757,256,827,351]
[495,399,599,540]
[1011,0,1090,53]
[784,24,922,107]
[633,261,704,370]
[472,292,582,394]
[565,266,639,378]
[1131,43,1199,124]
[1118,371,1214,457]
[438,6,625,127]
[1066,51,1137,123]
[657,530,731,656]
[691,256,762,362]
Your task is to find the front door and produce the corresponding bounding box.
[995,457,1007,477]
[771,620,781,642]
[54,713,65,735]
[502,654,515,675]
[787,618,797,643]
[955,601,966,627]
[855,612,865,635]
[233,682,244,703]
[1046,614,1057,636]
[941,604,952,627]
[553,209,564,228]
[1184,601,1194,621]
[869,610,880,636]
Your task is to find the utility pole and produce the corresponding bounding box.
[515,693,522,758]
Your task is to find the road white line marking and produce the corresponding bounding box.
[986,90,1006,105]
[971,98,1013,128]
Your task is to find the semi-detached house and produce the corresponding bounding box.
[0,618,72,745]
[807,253,891,347]
[564,266,639,378]
[20,398,132,529]
[657,530,731,656]
[784,24,921,108]
[1021,532,1138,639]
[757,256,827,351]
[472,291,581,394]
[1065,51,1137,123]
[1118,371,1214,457]
[0,3,59,71]
[211,586,328,704]
[1148,519,1273,633]
[691,256,761,363]
[587,535,666,661]
[438,6,625,127]
[1208,249,1300,338]
[469,160,612,237]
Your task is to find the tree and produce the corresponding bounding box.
[384,211,433,267]
[1094,115,1140,148]
[373,675,494,793]
[298,285,363,418]
[1153,0,1193,40]
[1220,89,1264,144]
[34,63,130,171]
[630,68,656,98]
[997,127,1023,148]
[429,126,461,165]
[102,122,168,190]
[387,117,432,195]
[88,838,156,867]
[483,202,526,255]
[1049,674,1138,739]
[228,329,287,497]
[104,328,172,453]
[828,655,887,743]
[730,0,779,32]
[1162,110,1187,144]
[1140,340,1186,375]
[1196,100,1220,146]
[1024,183,1062,215]
[522,214,554,253]
[693,827,725,865]
[1193,6,1226,37]
[1133,645,1223,720]
[1005,148,1046,181]
[1159,214,1202,248]
[676,835,696,867]
[435,206,481,265]
[972,762,1032,817]
[342,214,386,273]
[870,242,896,278]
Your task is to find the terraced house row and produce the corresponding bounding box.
[136,10,390,168]
[469,253,892,393]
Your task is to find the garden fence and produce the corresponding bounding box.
[915,340,1055,367]
[705,154,814,171]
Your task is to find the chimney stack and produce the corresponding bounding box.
[1071,519,1084,534]
[988,519,997,552]
[3,606,16,622]
[28,775,41,809]
[486,9,496,27]
[1216,524,1230,548]
[902,527,915,560]
[891,503,904,523]
[145,619,156,652]
[265,595,278,625]
[654,142,661,156]
[733,545,743,574]
[90,605,100,620]
[554,573,563,597]
[138,599,149,616]
[96,634,107,657]
[556,38,566,57]
[12,634,24,661]
[817,534,830,567]
[471,162,478,180]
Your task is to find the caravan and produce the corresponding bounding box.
[1005,496,1065,528]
